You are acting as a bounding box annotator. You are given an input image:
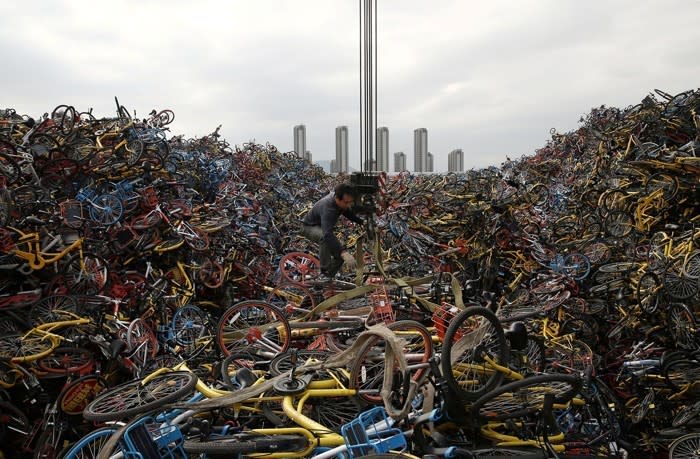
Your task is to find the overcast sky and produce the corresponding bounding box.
[1,1,699,172]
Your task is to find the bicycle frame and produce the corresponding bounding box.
[5,226,83,270]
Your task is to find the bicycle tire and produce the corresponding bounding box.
[441,306,509,402]
[83,371,197,422]
[350,320,432,405]
[604,211,634,238]
[664,260,698,300]
[88,194,123,226]
[126,318,158,367]
[470,448,546,458]
[0,400,29,440]
[37,346,94,376]
[29,294,79,324]
[669,432,700,459]
[216,300,291,357]
[471,373,582,421]
[278,251,321,285]
[636,271,660,314]
[61,426,120,459]
[672,401,700,427]
[683,250,700,278]
[171,304,210,349]
[183,433,309,455]
[664,358,700,391]
[562,252,590,280]
[61,252,110,296]
[131,212,162,229]
[0,330,58,363]
[184,225,210,251]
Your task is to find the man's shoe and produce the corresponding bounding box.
[315,273,333,283]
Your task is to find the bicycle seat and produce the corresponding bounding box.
[110,338,128,358]
[231,367,257,389]
[504,321,528,351]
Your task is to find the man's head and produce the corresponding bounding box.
[334,183,357,210]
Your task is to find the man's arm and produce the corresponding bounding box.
[342,208,364,225]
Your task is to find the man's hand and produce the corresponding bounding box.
[341,251,356,270]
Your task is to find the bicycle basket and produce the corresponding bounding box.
[0,228,14,253]
[366,278,395,325]
[141,186,159,209]
[432,302,459,341]
[60,199,84,229]
[76,187,96,202]
[341,406,407,458]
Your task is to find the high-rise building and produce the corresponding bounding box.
[293,125,306,158]
[330,159,337,173]
[305,150,312,163]
[376,127,389,172]
[427,152,434,172]
[394,152,406,172]
[335,126,349,173]
[413,128,428,172]
[448,149,464,172]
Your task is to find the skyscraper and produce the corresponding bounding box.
[448,149,464,172]
[394,152,406,172]
[293,125,306,158]
[335,126,349,173]
[330,159,337,173]
[427,152,434,172]
[305,150,312,163]
[413,128,428,172]
[376,127,389,172]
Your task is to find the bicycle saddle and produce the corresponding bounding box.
[231,367,257,389]
[505,321,528,351]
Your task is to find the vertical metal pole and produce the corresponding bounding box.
[359,0,377,173]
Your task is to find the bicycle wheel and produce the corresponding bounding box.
[61,252,110,295]
[198,258,225,289]
[83,371,197,422]
[636,272,661,314]
[278,252,321,284]
[604,211,634,238]
[0,331,58,363]
[29,295,79,324]
[126,318,158,367]
[471,373,581,421]
[88,194,123,226]
[669,433,700,459]
[470,448,546,458]
[561,253,590,280]
[131,212,162,229]
[441,306,509,401]
[645,172,678,201]
[350,320,433,405]
[171,305,211,352]
[664,260,699,300]
[683,250,700,278]
[672,401,700,427]
[184,226,210,251]
[37,346,94,376]
[183,433,309,455]
[216,300,291,357]
[61,426,120,459]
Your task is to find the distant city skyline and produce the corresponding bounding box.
[298,123,472,172]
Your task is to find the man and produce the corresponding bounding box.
[301,183,363,280]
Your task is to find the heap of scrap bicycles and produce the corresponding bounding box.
[0,88,698,459]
